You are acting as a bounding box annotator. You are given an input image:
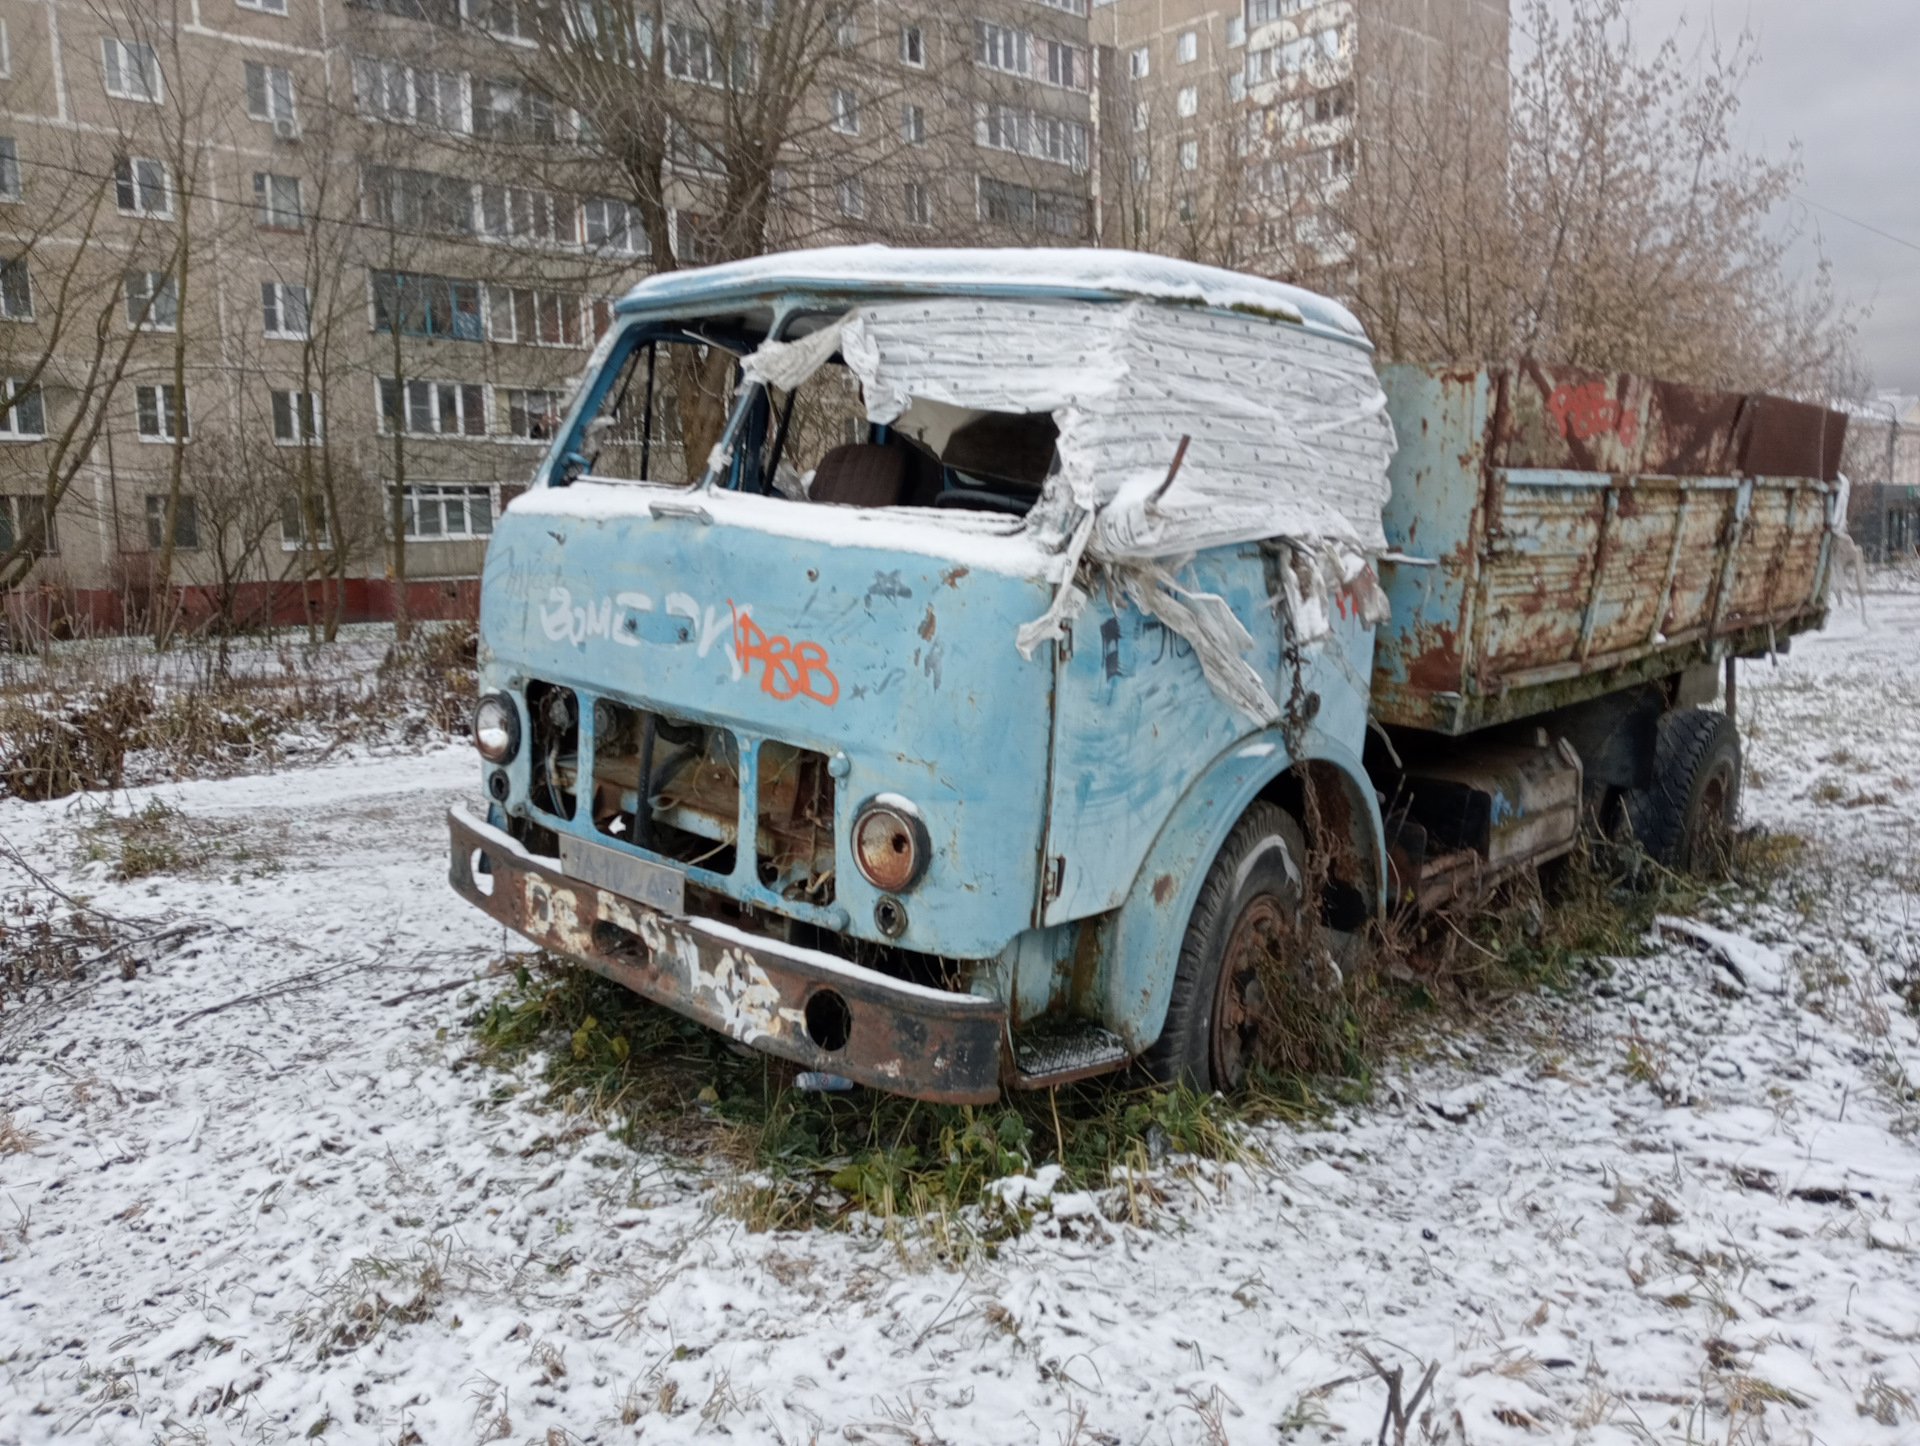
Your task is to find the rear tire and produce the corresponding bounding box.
[1144,803,1309,1093]
[1623,709,1740,872]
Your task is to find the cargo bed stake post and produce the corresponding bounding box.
[1725,656,1737,734]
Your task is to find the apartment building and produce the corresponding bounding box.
[0,0,1100,636]
[1092,0,1508,278]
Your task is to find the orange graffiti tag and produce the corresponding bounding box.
[729,601,840,705]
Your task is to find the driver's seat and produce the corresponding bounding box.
[808,443,907,507]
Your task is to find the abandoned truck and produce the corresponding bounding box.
[448,247,1844,1102]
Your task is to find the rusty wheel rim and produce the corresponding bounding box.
[1211,895,1288,1089]
[1692,764,1734,869]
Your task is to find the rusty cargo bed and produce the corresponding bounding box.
[1371,362,1846,735]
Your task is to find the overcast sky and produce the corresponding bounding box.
[1612,0,1920,396]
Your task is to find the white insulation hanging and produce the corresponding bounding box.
[830,297,1397,725]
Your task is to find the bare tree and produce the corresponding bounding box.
[0,132,175,606]
[1257,0,1858,397]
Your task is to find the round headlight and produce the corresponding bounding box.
[851,796,928,893]
[473,693,520,764]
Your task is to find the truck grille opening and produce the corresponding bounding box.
[756,743,835,905]
[586,700,738,876]
[526,682,579,821]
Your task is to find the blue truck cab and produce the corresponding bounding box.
[449,247,1842,1101]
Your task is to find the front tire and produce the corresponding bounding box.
[1145,803,1309,1093]
[1623,708,1740,872]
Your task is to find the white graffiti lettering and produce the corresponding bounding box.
[544,583,747,680]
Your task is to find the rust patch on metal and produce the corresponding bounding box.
[918,605,937,641]
[1151,872,1176,905]
[940,566,969,588]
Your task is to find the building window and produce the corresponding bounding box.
[102,37,162,102]
[672,209,720,264]
[378,377,486,436]
[830,7,856,50]
[1179,139,1199,171]
[0,19,10,78]
[268,385,320,443]
[244,61,296,126]
[472,76,555,143]
[1177,30,1197,64]
[114,156,171,217]
[371,271,483,339]
[665,22,715,81]
[280,495,331,550]
[903,181,931,228]
[1133,101,1149,132]
[580,197,637,253]
[899,24,923,67]
[829,87,859,135]
[363,165,474,236]
[1044,39,1088,90]
[238,0,290,12]
[835,176,864,219]
[974,104,1086,172]
[1177,86,1198,117]
[269,389,322,443]
[976,175,1084,238]
[1129,45,1149,79]
[1227,15,1246,47]
[668,119,724,174]
[253,172,303,229]
[352,55,465,131]
[0,258,30,319]
[398,483,493,539]
[480,184,567,244]
[124,270,178,329]
[136,384,189,440]
[0,496,55,554]
[1030,0,1087,12]
[261,281,309,338]
[501,387,561,439]
[901,103,925,144]
[489,288,583,346]
[145,494,200,549]
[1229,71,1246,100]
[0,378,45,437]
[0,139,18,202]
[975,21,1030,76]
[1130,154,1149,182]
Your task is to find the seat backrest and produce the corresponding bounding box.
[808,443,907,507]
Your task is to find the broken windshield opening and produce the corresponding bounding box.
[572,320,763,487]
[747,360,1058,516]
[571,311,1059,518]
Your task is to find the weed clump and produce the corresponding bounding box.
[470,953,1268,1239]
[0,622,478,801]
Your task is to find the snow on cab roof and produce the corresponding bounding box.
[615,244,1370,348]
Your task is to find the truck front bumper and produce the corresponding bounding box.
[448,805,1005,1103]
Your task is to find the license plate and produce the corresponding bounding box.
[559,834,686,916]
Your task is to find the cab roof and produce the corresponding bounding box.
[614,244,1371,348]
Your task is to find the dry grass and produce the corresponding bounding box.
[0,1111,45,1154]
[0,622,476,801]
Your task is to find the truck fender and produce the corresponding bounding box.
[1093,730,1385,1056]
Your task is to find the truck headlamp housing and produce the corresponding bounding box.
[851,795,928,894]
[473,693,521,764]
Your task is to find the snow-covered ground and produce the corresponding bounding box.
[2,579,1917,1446]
